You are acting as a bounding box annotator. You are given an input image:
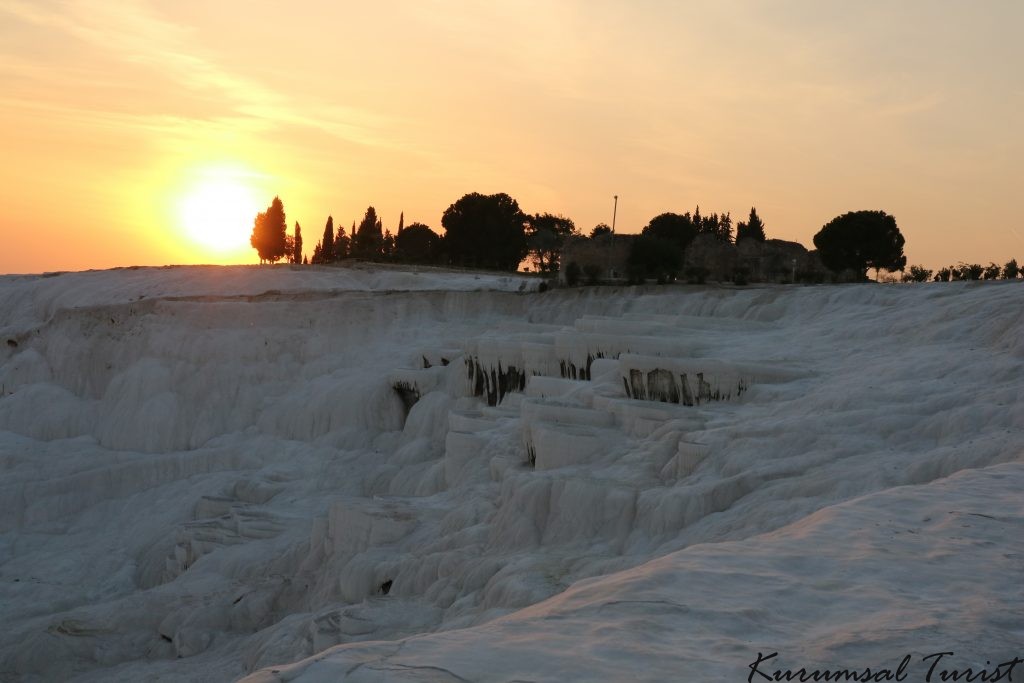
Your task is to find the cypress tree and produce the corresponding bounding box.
[736,207,767,242]
[353,206,383,259]
[322,216,335,262]
[249,196,288,263]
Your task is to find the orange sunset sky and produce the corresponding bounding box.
[1,1,1022,274]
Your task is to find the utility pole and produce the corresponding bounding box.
[612,195,618,234]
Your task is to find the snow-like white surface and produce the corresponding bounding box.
[0,265,1020,682]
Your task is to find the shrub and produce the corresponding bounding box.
[684,265,708,284]
[564,261,582,286]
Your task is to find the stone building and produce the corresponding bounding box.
[558,233,831,285]
[736,239,830,283]
[682,234,738,282]
[558,234,634,284]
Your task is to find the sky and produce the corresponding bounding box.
[1,0,1022,274]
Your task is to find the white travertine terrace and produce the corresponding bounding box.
[0,265,1020,682]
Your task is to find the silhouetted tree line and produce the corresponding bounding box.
[250,194,1018,286]
[586,208,927,286]
[250,191,580,273]
[625,206,741,282]
[924,259,1020,282]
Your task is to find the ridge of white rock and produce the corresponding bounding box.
[0,265,1020,682]
[242,462,1024,683]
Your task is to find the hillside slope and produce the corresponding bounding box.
[0,265,1020,681]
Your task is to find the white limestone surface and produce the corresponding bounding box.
[0,265,1019,682]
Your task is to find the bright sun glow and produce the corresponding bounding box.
[177,170,262,254]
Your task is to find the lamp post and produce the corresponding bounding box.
[605,195,619,281]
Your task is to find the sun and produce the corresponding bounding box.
[177,170,262,254]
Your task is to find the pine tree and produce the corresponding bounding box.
[293,222,303,264]
[398,212,404,235]
[813,210,905,279]
[394,223,440,264]
[441,193,528,270]
[335,223,349,259]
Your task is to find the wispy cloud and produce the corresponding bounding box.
[0,0,396,148]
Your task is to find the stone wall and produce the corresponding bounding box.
[559,235,634,283]
[559,234,831,284]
